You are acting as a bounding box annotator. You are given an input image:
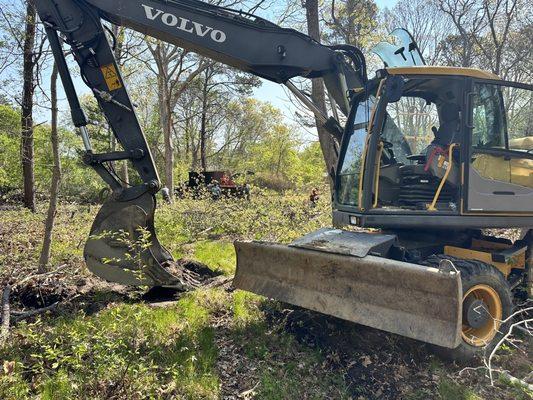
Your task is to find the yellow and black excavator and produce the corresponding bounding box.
[35,0,532,361]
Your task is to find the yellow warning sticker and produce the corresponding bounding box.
[100,64,122,91]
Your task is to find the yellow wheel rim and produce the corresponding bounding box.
[461,284,503,347]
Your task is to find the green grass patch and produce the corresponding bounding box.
[193,240,236,275]
[438,379,481,400]
[497,375,533,400]
[227,293,351,399]
[0,292,220,399]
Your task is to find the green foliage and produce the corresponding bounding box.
[155,188,331,255]
[296,141,328,186]
[0,105,21,188]
[497,375,533,400]
[0,296,219,399]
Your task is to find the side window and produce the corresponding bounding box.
[470,82,533,188]
[507,86,533,152]
[337,100,371,206]
[472,84,506,149]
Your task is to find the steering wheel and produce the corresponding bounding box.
[406,154,427,163]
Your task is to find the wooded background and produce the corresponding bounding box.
[0,0,530,206]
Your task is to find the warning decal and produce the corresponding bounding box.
[101,64,122,91]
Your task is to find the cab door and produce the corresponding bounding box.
[466,80,533,213]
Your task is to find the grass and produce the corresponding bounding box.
[438,380,481,400]
[497,375,533,400]
[1,191,530,399]
[0,287,353,399]
[0,191,351,398]
[193,241,236,275]
[0,294,220,399]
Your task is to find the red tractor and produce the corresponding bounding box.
[176,171,251,200]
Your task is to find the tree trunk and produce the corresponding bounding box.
[21,0,37,211]
[160,78,174,194]
[200,71,209,171]
[164,95,174,192]
[305,0,338,190]
[38,63,61,273]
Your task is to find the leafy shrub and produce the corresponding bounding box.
[250,172,295,192]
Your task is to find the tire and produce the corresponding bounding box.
[423,254,513,363]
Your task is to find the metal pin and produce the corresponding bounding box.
[79,126,93,152]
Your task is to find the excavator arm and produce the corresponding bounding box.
[34,0,365,287]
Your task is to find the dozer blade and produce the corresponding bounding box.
[84,192,193,289]
[234,241,463,348]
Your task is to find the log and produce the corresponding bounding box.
[12,302,59,322]
[0,285,11,346]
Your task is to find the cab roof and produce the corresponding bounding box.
[387,66,501,80]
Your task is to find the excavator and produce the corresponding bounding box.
[34,0,532,361]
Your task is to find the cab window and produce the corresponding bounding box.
[470,82,533,188]
[472,84,505,149]
[383,95,439,163]
[337,100,371,206]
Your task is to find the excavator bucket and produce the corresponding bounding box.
[84,192,195,289]
[234,230,463,348]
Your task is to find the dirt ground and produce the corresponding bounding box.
[10,272,533,399]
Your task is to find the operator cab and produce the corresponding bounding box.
[334,67,533,229]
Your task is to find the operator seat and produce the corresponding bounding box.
[424,102,461,185]
[396,103,461,208]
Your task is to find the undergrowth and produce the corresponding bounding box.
[0,190,530,399]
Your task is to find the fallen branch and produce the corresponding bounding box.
[202,276,233,289]
[12,301,60,322]
[0,285,11,347]
[147,300,181,308]
[499,371,533,392]
[485,306,533,386]
[14,264,68,288]
[239,381,260,398]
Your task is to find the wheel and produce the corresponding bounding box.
[424,255,513,363]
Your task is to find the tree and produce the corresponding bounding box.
[20,0,37,211]
[145,39,208,196]
[38,63,60,272]
[325,0,378,49]
[304,0,338,190]
[433,0,530,82]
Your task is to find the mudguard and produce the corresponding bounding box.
[234,239,463,348]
